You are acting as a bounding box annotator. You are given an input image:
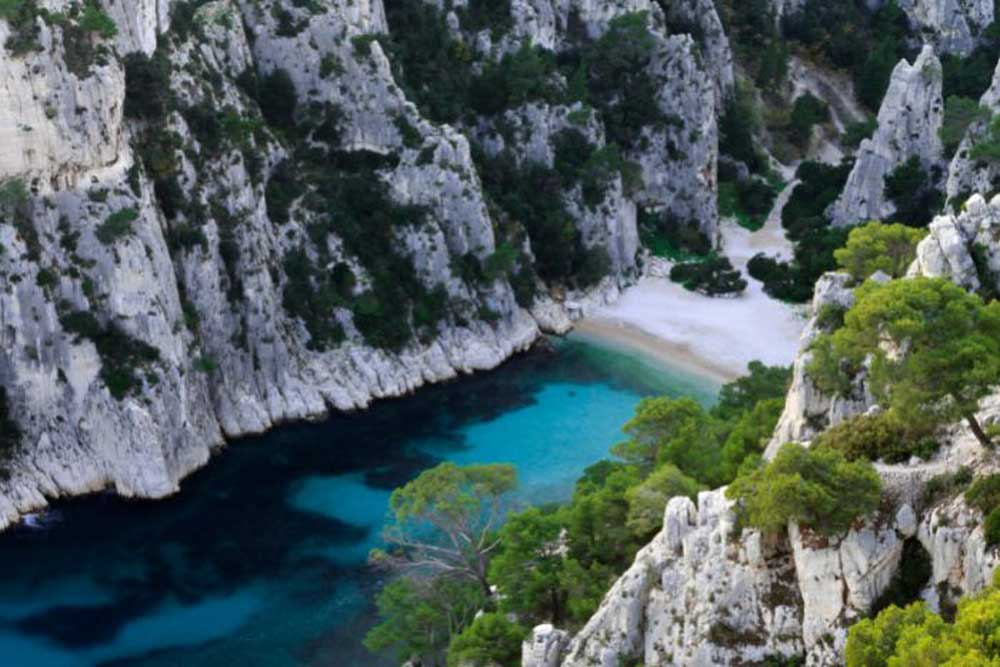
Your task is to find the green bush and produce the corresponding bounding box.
[883,157,943,227]
[446,613,526,667]
[924,466,973,506]
[719,83,766,173]
[748,160,852,302]
[256,68,298,129]
[0,388,22,478]
[813,412,937,464]
[123,52,171,121]
[726,442,882,536]
[843,119,877,148]
[940,96,989,156]
[718,177,777,231]
[833,222,926,283]
[96,208,139,245]
[639,210,711,259]
[670,256,747,296]
[625,464,703,538]
[79,1,117,39]
[942,23,1000,100]
[788,93,830,146]
[60,310,160,400]
[0,0,42,55]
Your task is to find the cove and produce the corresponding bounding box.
[0,334,718,667]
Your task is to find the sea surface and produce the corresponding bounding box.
[0,333,718,667]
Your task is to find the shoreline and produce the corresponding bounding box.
[572,318,736,385]
[571,209,809,384]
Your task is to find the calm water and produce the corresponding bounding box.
[0,334,717,667]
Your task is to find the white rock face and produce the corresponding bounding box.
[0,0,542,528]
[560,492,804,667]
[0,19,126,189]
[828,46,945,227]
[897,0,995,56]
[910,192,1000,295]
[553,423,1000,667]
[522,624,570,667]
[659,0,734,105]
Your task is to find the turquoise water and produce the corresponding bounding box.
[0,334,717,666]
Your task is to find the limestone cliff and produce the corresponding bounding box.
[0,0,725,528]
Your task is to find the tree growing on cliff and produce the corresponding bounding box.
[808,277,1000,448]
[726,443,881,535]
[373,462,517,596]
[833,222,926,284]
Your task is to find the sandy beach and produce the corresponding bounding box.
[579,187,809,382]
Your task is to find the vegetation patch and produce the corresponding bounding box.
[60,310,160,400]
[726,442,882,536]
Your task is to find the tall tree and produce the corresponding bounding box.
[808,277,1000,447]
[375,462,517,596]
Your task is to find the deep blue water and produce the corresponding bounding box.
[0,334,717,667]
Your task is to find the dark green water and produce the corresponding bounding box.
[0,334,717,667]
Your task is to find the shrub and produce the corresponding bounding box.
[60,310,160,399]
[670,256,747,296]
[924,466,973,506]
[813,412,937,464]
[843,119,877,148]
[833,222,926,283]
[123,52,171,121]
[719,83,766,173]
[788,93,830,146]
[96,208,139,245]
[0,388,22,477]
[256,68,298,129]
[726,442,882,536]
[639,210,711,259]
[883,157,943,227]
[718,178,778,231]
[445,613,526,667]
[940,96,989,156]
[625,464,703,538]
[79,1,118,39]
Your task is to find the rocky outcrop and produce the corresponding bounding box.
[549,401,1000,667]
[500,0,723,241]
[910,192,1000,295]
[659,0,734,104]
[766,273,873,454]
[828,46,945,227]
[522,624,570,667]
[560,492,804,667]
